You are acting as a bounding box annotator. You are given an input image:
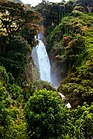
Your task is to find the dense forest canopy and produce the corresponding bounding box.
[0,0,41,82]
[0,0,93,138]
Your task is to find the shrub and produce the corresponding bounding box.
[25,89,68,139]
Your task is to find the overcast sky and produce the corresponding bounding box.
[21,0,62,7]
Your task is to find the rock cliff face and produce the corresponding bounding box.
[24,53,40,85]
[50,53,68,88]
[46,11,93,107]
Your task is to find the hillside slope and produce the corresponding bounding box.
[46,10,93,107]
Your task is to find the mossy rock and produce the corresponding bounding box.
[33,80,56,91]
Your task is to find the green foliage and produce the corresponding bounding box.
[22,82,36,103]
[0,66,93,139]
[25,89,68,139]
[58,82,85,107]
[33,80,56,91]
[24,89,93,139]
[58,59,93,107]
[0,1,93,139]
[7,83,23,106]
[0,81,10,138]
[0,66,27,138]
[0,36,30,82]
[0,1,40,41]
[35,0,74,36]
[0,66,9,84]
[0,1,41,83]
[73,5,84,12]
[69,103,93,139]
[21,28,37,47]
[0,81,8,105]
[47,10,93,107]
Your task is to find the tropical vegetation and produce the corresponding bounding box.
[0,0,93,138]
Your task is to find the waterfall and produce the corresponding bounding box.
[32,32,71,108]
[32,33,51,83]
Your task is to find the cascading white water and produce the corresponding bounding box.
[32,33,51,83]
[32,32,71,108]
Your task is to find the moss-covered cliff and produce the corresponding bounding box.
[44,5,93,107]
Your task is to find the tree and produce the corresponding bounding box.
[69,103,93,139]
[0,35,30,82]
[25,89,69,139]
[0,66,27,139]
[0,1,41,82]
[0,1,40,43]
[0,81,10,139]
